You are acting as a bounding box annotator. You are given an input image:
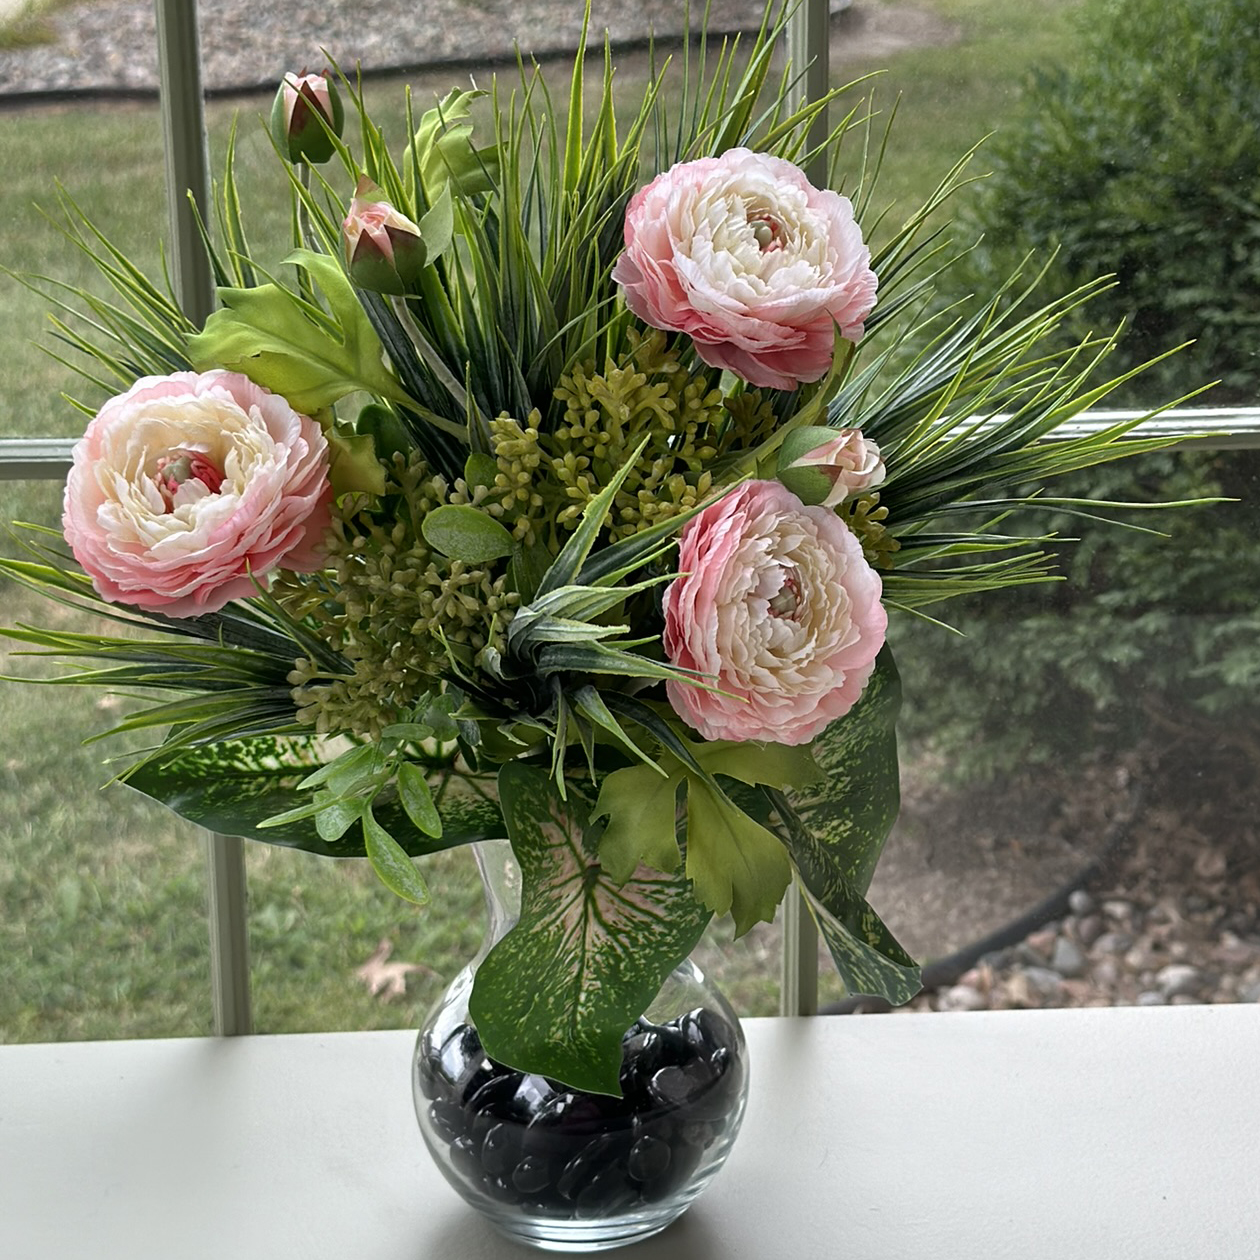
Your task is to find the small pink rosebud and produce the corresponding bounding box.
[342,177,428,295]
[270,71,344,165]
[778,425,886,508]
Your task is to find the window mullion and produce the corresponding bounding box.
[154,0,253,1036]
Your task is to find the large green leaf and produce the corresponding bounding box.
[785,648,903,896]
[187,250,409,412]
[125,737,502,857]
[798,878,922,1005]
[766,648,922,1003]
[469,763,711,1094]
[685,776,792,937]
[596,735,817,931]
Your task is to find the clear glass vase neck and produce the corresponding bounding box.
[472,838,521,957]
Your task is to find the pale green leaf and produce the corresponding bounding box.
[363,811,431,905]
[298,744,377,795]
[398,762,442,838]
[325,427,388,496]
[594,762,683,881]
[421,504,515,563]
[187,249,408,412]
[691,739,823,793]
[417,182,454,260]
[315,796,363,842]
[684,777,792,936]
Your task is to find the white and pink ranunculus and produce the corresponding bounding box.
[611,148,877,391]
[778,426,886,508]
[63,370,332,618]
[663,479,886,745]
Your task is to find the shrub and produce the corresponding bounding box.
[955,0,1260,405]
[904,0,1260,781]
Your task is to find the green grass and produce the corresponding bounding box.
[0,0,1089,1042]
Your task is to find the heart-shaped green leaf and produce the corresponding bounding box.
[469,763,711,1094]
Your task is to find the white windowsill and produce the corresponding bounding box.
[1,1007,1255,1259]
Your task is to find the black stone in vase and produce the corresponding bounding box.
[417,1007,746,1220]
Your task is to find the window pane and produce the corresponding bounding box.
[0,484,213,1042]
[4,0,1258,1039]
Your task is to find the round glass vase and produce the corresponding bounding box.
[412,839,749,1253]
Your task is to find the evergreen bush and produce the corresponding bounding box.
[903,0,1260,781]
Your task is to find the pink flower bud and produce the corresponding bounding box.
[270,71,344,165]
[778,425,886,508]
[342,177,428,294]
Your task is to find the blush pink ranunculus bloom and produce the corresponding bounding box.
[663,479,886,745]
[63,369,332,618]
[611,148,878,391]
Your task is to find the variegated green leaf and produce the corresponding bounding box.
[764,648,921,1002]
[125,737,501,857]
[800,879,921,1005]
[469,763,711,1094]
[784,648,903,895]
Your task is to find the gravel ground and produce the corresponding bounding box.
[0,0,951,99]
[0,0,783,96]
[866,739,1260,1015]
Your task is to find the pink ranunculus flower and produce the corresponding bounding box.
[63,370,332,618]
[779,426,886,508]
[611,148,877,391]
[663,479,886,745]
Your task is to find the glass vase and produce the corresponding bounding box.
[412,839,748,1252]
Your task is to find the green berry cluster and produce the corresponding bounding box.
[836,492,901,569]
[278,454,517,739]
[484,331,784,544]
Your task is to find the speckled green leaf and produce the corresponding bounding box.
[785,648,903,896]
[801,880,921,1004]
[125,737,501,857]
[768,648,921,1002]
[469,763,711,1094]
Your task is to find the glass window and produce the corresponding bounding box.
[2,0,1257,1041]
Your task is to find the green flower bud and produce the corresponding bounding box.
[342,176,428,295]
[270,71,344,165]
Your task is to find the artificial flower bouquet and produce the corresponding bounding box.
[1,5,1193,1091]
